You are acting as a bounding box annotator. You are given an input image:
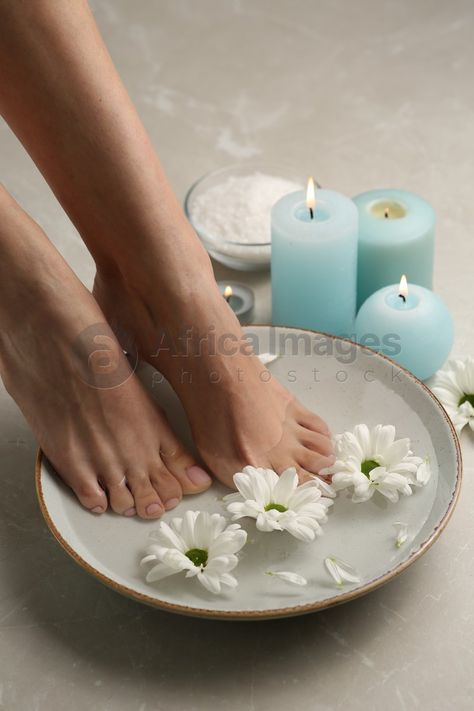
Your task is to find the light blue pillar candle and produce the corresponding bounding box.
[353,189,435,310]
[355,278,453,381]
[271,188,358,335]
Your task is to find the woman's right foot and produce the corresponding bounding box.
[0,188,211,517]
[93,225,335,488]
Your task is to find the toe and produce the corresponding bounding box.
[149,459,183,510]
[102,471,136,516]
[296,446,336,475]
[298,428,334,457]
[297,409,331,436]
[65,467,108,514]
[298,468,317,484]
[159,438,212,495]
[125,468,165,519]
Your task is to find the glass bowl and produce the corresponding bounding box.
[184,162,305,271]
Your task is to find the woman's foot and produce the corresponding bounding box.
[94,232,335,488]
[0,189,211,517]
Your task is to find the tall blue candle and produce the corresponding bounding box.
[271,181,358,336]
[353,188,435,310]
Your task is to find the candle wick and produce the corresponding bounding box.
[309,207,314,220]
[384,208,389,219]
[399,293,406,303]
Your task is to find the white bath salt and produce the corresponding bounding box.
[190,172,301,245]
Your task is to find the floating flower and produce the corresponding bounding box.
[393,522,408,548]
[265,570,307,586]
[324,556,361,588]
[140,511,247,594]
[431,357,474,434]
[224,466,333,542]
[328,424,430,503]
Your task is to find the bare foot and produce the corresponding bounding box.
[94,236,334,488]
[0,192,211,517]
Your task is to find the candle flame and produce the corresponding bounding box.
[306,176,316,211]
[399,274,408,299]
[224,285,233,301]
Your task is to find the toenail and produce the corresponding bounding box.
[165,497,180,510]
[124,507,136,517]
[146,503,163,516]
[186,466,212,487]
[91,506,105,514]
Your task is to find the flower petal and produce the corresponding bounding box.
[258,352,280,365]
[393,521,408,547]
[382,437,410,469]
[287,481,322,509]
[373,424,396,458]
[148,521,186,551]
[205,554,239,574]
[267,570,307,586]
[324,557,343,585]
[338,431,364,461]
[310,475,337,498]
[179,510,199,549]
[146,563,178,583]
[198,572,222,594]
[272,467,298,505]
[324,557,360,585]
[219,573,239,588]
[233,471,259,502]
[416,460,432,486]
[353,424,372,459]
[208,529,247,557]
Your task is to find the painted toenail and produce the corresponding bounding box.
[91,506,105,514]
[186,466,212,487]
[124,507,136,517]
[146,503,163,515]
[165,497,180,510]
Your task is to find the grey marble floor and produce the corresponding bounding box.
[1,1,474,709]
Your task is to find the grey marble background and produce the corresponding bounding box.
[1,1,473,709]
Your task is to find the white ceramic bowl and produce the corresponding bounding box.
[36,327,461,620]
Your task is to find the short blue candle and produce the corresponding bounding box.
[353,189,435,310]
[271,189,358,335]
[355,280,454,381]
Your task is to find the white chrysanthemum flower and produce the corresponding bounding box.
[328,424,430,503]
[224,466,333,542]
[266,570,308,586]
[324,556,361,588]
[393,522,408,548]
[431,357,474,434]
[140,511,247,594]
